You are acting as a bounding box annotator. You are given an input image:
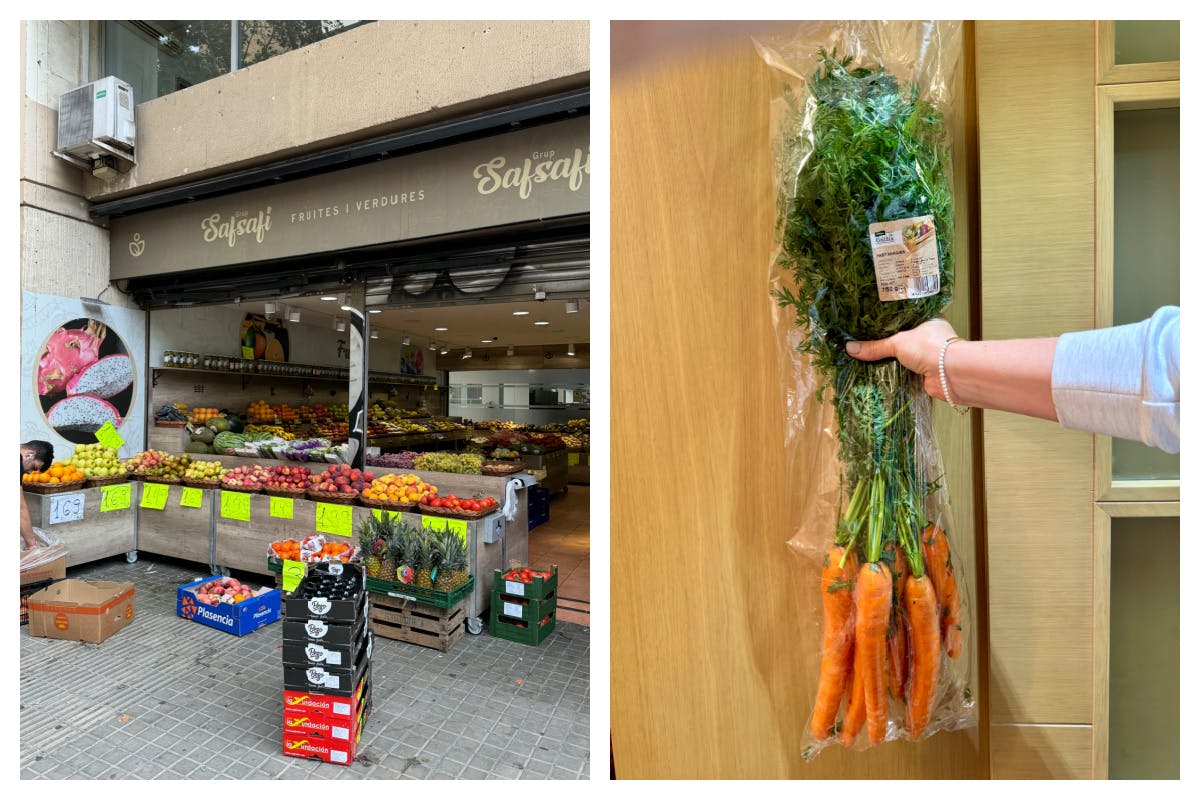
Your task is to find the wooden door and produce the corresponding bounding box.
[610,21,984,779]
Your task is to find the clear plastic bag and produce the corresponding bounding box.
[21,528,67,571]
[753,21,976,759]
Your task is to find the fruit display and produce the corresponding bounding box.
[211,431,273,455]
[326,403,349,419]
[426,418,465,432]
[560,434,587,449]
[421,491,497,515]
[246,400,275,423]
[263,464,312,492]
[297,403,333,423]
[312,421,350,441]
[310,464,374,495]
[356,516,469,590]
[274,404,301,425]
[245,424,295,440]
[279,439,338,462]
[472,419,526,431]
[361,474,435,506]
[269,535,359,564]
[67,444,124,477]
[188,576,273,605]
[501,566,555,584]
[22,461,86,486]
[413,452,483,475]
[219,464,271,491]
[124,450,192,480]
[365,451,421,469]
[489,447,520,461]
[190,407,222,424]
[183,460,226,482]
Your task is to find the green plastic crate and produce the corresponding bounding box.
[492,564,558,602]
[366,575,474,609]
[489,603,555,646]
[492,592,556,625]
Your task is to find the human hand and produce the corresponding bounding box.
[845,319,960,402]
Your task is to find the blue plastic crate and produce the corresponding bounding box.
[528,505,550,531]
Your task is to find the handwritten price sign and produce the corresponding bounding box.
[282,559,306,592]
[316,503,353,537]
[47,492,85,525]
[446,518,468,544]
[421,515,447,533]
[372,509,403,523]
[269,497,294,519]
[94,421,124,452]
[140,482,169,510]
[180,487,204,508]
[100,483,132,512]
[220,491,252,521]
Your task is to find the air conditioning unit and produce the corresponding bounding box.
[54,77,136,174]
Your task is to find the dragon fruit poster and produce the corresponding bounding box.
[22,292,146,457]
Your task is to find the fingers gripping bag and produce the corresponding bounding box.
[753,21,976,759]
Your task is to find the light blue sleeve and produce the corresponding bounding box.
[1050,305,1179,453]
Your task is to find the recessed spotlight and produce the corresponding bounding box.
[513,310,530,316]
[320,295,338,301]
[335,319,346,332]
[402,336,411,346]
[534,321,550,326]
[368,309,382,315]
[565,300,579,314]
[567,343,575,356]
[429,340,437,351]
[440,347,448,355]
[288,310,301,323]
[370,330,379,339]
[435,327,448,332]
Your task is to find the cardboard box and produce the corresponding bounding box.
[283,620,369,668]
[283,638,371,696]
[282,615,366,647]
[26,579,135,644]
[177,578,281,636]
[283,688,371,741]
[281,726,362,765]
[20,552,66,587]
[283,667,371,717]
[285,563,366,624]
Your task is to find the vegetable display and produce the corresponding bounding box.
[756,22,974,758]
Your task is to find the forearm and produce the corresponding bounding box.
[942,338,1060,421]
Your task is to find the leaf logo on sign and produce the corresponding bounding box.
[129,233,145,258]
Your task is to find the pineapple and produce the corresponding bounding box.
[387,521,415,584]
[359,516,386,578]
[413,529,435,589]
[434,531,468,591]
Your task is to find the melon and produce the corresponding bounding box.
[184,442,212,455]
[209,417,232,433]
[46,394,122,434]
[192,426,216,445]
[65,354,133,399]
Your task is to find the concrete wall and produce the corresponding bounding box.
[85,19,591,200]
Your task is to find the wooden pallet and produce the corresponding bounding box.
[368,592,468,653]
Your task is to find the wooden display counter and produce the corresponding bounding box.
[23,485,137,568]
[567,448,590,485]
[135,485,215,567]
[522,449,569,494]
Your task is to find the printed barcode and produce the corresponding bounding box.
[909,275,939,298]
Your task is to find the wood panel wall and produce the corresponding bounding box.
[611,22,982,779]
[975,20,1098,777]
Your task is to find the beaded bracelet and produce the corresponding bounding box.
[938,337,969,414]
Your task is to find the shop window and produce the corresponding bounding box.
[104,20,369,104]
[1114,20,1179,65]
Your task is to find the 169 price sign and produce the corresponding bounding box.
[47,492,85,525]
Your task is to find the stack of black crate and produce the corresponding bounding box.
[281,561,372,765]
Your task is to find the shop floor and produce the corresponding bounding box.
[527,485,590,626]
[20,556,591,781]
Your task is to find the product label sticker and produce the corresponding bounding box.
[505,580,525,597]
[868,215,940,301]
[331,750,348,764]
[568,453,580,467]
[503,601,523,618]
[316,503,353,537]
[305,644,330,663]
[220,491,252,521]
[333,700,350,716]
[140,482,169,510]
[332,725,350,740]
[180,487,203,508]
[422,515,447,533]
[47,492,85,525]
[270,496,294,519]
[241,346,254,359]
[282,560,306,592]
[446,518,468,544]
[100,483,132,512]
[305,619,328,639]
[94,421,124,452]
[308,597,331,615]
[328,562,344,576]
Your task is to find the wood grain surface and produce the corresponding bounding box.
[136,485,214,565]
[25,487,136,567]
[976,21,1096,732]
[611,23,982,779]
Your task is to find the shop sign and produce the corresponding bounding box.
[110,116,590,278]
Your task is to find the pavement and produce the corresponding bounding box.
[20,555,590,780]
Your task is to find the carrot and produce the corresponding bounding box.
[922,524,963,658]
[840,656,865,747]
[903,574,941,737]
[854,561,892,745]
[884,543,909,700]
[810,545,858,740]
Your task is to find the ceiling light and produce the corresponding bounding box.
[336,319,346,332]
[565,299,579,314]
[567,343,575,356]
[370,330,379,339]
[507,346,515,356]
[288,309,301,323]
[435,327,448,332]
[512,310,530,316]
[368,309,382,315]
[402,336,411,346]
[534,320,550,326]
[264,301,277,316]
[440,346,449,355]
[339,293,352,311]
[320,295,338,301]
[429,340,437,351]
[462,348,473,360]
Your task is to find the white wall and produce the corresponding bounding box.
[448,367,589,425]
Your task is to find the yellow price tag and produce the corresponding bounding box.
[140,482,169,510]
[100,483,131,512]
[270,496,294,519]
[220,491,252,521]
[372,508,402,523]
[94,421,124,452]
[316,503,353,537]
[180,487,203,508]
[241,346,254,359]
[446,518,468,544]
[567,453,580,467]
[421,515,447,533]
[282,559,306,592]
